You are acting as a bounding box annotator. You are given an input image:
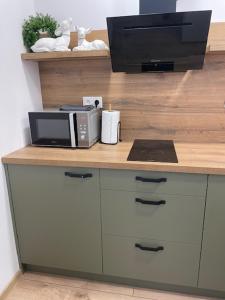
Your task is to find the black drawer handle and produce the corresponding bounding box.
[135,243,164,252]
[65,172,93,179]
[136,176,167,183]
[135,198,166,206]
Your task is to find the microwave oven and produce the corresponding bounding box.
[28,106,101,148]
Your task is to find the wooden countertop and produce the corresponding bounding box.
[2,142,225,175]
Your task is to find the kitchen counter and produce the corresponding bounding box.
[2,142,225,175]
[5,142,225,295]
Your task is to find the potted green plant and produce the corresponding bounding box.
[22,13,58,52]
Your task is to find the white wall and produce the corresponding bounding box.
[177,0,225,22]
[0,0,42,294]
[34,0,139,29]
[35,0,225,29]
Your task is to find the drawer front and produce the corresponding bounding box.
[101,190,205,244]
[103,235,200,287]
[100,169,207,196]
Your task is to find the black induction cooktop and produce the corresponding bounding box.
[127,139,178,163]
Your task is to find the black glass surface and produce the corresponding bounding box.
[140,0,177,14]
[127,139,178,163]
[36,119,70,139]
[107,10,212,73]
[29,112,72,147]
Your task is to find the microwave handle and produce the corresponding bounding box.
[69,113,76,147]
[117,121,122,143]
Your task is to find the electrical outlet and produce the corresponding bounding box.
[83,96,103,108]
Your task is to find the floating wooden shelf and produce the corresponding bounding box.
[207,22,225,54]
[207,44,225,54]
[21,46,224,63]
[21,44,225,62]
[21,23,225,62]
[21,50,110,62]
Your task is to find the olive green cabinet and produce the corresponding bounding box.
[199,175,225,292]
[7,165,102,274]
[8,164,225,294]
[100,169,207,287]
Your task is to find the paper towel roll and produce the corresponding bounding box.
[101,110,120,144]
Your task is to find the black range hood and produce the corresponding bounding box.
[107,10,212,73]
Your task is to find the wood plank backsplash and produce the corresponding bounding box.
[40,54,225,142]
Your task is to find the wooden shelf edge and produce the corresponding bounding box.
[207,44,225,55]
[21,46,225,63]
[21,50,110,62]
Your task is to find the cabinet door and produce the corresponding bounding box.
[199,175,225,291]
[8,165,102,274]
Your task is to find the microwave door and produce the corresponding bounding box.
[29,112,75,147]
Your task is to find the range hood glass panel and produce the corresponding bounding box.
[107,10,212,73]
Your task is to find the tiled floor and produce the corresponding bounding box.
[4,272,220,300]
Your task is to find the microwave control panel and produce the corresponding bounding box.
[76,113,90,147]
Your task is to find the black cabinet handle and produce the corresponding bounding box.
[135,243,164,252]
[135,198,166,206]
[136,176,167,183]
[65,172,93,179]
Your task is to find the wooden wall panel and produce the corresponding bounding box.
[39,54,225,142]
[69,30,109,49]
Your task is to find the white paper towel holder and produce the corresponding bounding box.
[101,104,122,145]
[101,121,121,145]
